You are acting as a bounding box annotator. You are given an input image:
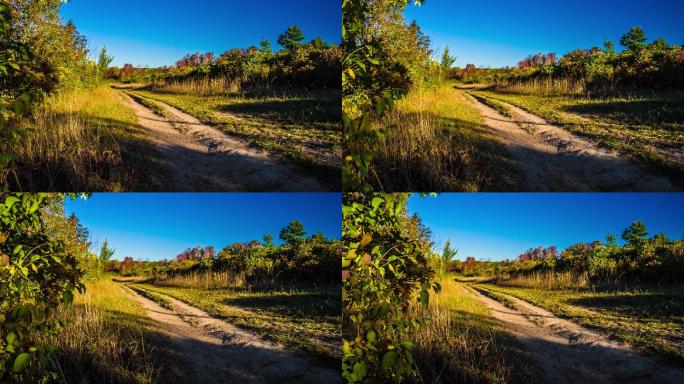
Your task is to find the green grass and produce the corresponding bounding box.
[474,90,684,185]
[127,92,167,118]
[50,277,190,383]
[469,92,512,118]
[413,278,537,383]
[368,83,523,191]
[479,283,684,364]
[129,88,341,188]
[133,282,341,365]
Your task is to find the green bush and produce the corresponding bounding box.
[342,193,439,383]
[0,193,85,383]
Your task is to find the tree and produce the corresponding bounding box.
[440,46,456,80]
[440,238,458,276]
[263,233,274,247]
[620,26,647,52]
[622,220,649,245]
[98,239,115,273]
[279,220,306,245]
[259,38,272,56]
[278,25,304,51]
[310,37,327,50]
[97,46,114,81]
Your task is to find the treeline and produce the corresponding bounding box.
[109,25,340,90]
[108,220,340,284]
[453,221,684,284]
[452,27,684,94]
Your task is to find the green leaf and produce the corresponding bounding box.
[420,290,429,307]
[4,196,19,207]
[62,289,74,305]
[13,353,31,373]
[352,362,367,379]
[5,331,17,345]
[381,350,398,371]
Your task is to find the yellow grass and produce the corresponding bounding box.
[372,83,518,191]
[150,270,246,290]
[412,278,534,383]
[3,86,142,190]
[49,277,187,383]
[496,77,586,96]
[149,76,241,96]
[496,270,590,290]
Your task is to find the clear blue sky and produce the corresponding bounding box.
[60,0,341,67]
[405,0,684,67]
[65,193,341,261]
[408,193,684,261]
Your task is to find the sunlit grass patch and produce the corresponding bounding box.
[3,85,172,191]
[413,278,537,383]
[49,277,189,384]
[370,83,522,191]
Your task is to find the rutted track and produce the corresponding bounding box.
[122,285,340,384]
[463,284,684,384]
[120,92,327,191]
[460,91,677,191]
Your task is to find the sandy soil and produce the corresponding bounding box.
[120,92,327,191]
[463,285,684,384]
[460,92,677,191]
[123,286,340,384]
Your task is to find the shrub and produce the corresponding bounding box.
[342,193,439,383]
[0,193,85,382]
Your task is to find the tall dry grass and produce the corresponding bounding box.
[496,270,590,290]
[412,279,534,384]
[373,84,517,191]
[47,278,184,383]
[2,86,140,191]
[150,270,245,290]
[149,76,241,96]
[496,77,586,96]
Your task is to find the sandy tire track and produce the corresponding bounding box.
[462,284,684,384]
[119,92,327,191]
[122,285,340,384]
[460,91,677,191]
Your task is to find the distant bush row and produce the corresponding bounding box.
[108,220,341,285]
[108,25,341,91]
[451,27,684,95]
[452,221,684,285]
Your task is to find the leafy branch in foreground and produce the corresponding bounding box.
[0,193,85,383]
[342,193,439,383]
[342,0,425,191]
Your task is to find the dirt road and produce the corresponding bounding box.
[460,92,677,191]
[463,284,684,384]
[122,285,339,384]
[120,92,326,191]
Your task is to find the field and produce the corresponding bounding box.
[413,278,536,383]
[369,83,522,191]
[50,277,190,383]
[477,281,684,363]
[129,85,341,188]
[473,90,684,183]
[3,86,171,191]
[131,280,341,364]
